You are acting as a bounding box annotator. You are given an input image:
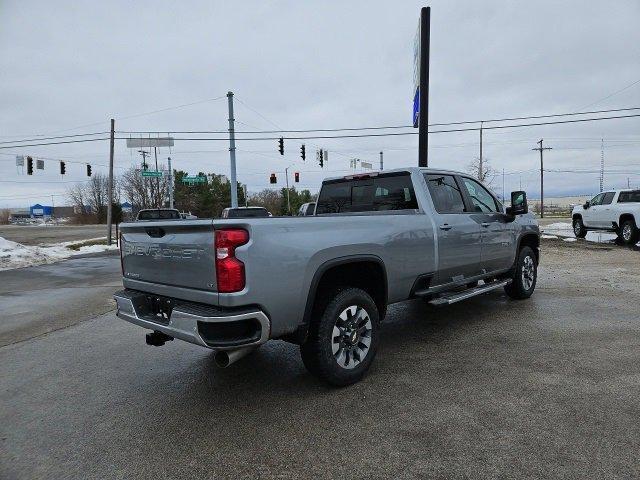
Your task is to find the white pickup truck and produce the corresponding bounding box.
[572,190,640,245]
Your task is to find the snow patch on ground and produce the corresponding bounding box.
[562,237,577,242]
[541,234,558,239]
[542,222,573,232]
[0,236,117,271]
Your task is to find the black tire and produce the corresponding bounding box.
[300,287,379,386]
[620,219,640,246]
[504,246,537,300]
[573,217,587,238]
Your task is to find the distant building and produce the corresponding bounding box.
[30,204,53,218]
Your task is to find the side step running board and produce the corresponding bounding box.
[428,280,511,306]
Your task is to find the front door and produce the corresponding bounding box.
[582,193,605,228]
[459,176,514,273]
[424,173,483,285]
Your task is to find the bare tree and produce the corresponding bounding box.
[248,189,282,215]
[0,209,10,224]
[467,157,497,186]
[121,166,170,211]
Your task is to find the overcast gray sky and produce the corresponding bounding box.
[1,0,639,208]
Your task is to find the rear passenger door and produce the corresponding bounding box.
[459,176,514,273]
[424,174,483,285]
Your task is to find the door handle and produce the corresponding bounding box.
[481,222,490,228]
[439,224,452,231]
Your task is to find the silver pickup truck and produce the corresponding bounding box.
[114,167,539,385]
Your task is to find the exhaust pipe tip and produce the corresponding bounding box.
[214,351,231,368]
[214,346,257,368]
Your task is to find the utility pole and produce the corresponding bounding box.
[479,121,483,180]
[284,166,292,215]
[532,139,552,218]
[379,151,384,171]
[167,156,174,209]
[153,146,160,207]
[418,6,430,167]
[227,91,238,208]
[107,118,115,245]
[244,185,248,207]
[502,168,505,202]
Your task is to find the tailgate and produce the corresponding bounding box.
[120,219,217,291]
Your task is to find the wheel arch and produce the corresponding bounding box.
[517,233,540,265]
[619,212,637,227]
[293,255,388,344]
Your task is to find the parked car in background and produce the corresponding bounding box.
[572,189,640,245]
[180,212,198,219]
[298,202,316,216]
[221,207,271,218]
[115,168,539,386]
[136,208,182,221]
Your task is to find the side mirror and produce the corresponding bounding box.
[583,201,590,209]
[506,191,528,216]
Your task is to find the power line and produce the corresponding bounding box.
[579,78,640,110]
[0,132,109,145]
[0,137,109,150]
[112,113,640,142]
[117,106,640,135]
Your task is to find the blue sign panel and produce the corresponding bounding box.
[412,88,420,128]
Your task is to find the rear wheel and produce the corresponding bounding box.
[573,217,587,238]
[620,219,639,245]
[300,287,379,386]
[504,246,537,300]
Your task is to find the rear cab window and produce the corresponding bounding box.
[316,172,418,214]
[137,209,181,220]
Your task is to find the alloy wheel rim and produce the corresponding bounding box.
[623,224,632,241]
[522,255,535,290]
[574,221,582,236]
[331,305,372,370]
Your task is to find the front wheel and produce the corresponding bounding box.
[504,246,537,300]
[620,219,640,245]
[300,287,379,386]
[573,217,587,238]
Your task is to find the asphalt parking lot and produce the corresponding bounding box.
[1,238,639,479]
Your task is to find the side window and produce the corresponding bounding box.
[618,191,640,203]
[590,193,605,206]
[424,174,466,213]
[601,192,615,205]
[461,177,498,213]
[372,175,418,211]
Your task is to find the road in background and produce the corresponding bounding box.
[0,224,113,245]
[1,240,639,479]
[0,252,120,347]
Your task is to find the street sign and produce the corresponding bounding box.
[182,176,207,184]
[361,161,372,169]
[141,170,163,177]
[16,155,24,166]
[36,159,45,170]
[126,137,174,148]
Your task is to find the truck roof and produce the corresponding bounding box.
[322,166,468,183]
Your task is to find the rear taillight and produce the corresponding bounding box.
[119,233,124,275]
[215,228,249,293]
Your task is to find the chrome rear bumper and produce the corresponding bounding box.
[113,289,270,351]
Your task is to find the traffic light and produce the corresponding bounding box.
[60,161,66,175]
[294,172,300,183]
[318,149,324,168]
[86,164,92,177]
[269,173,277,184]
[27,156,33,175]
[300,144,306,161]
[278,137,284,155]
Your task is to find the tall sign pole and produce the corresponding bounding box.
[418,6,431,167]
[107,118,115,245]
[227,91,238,208]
